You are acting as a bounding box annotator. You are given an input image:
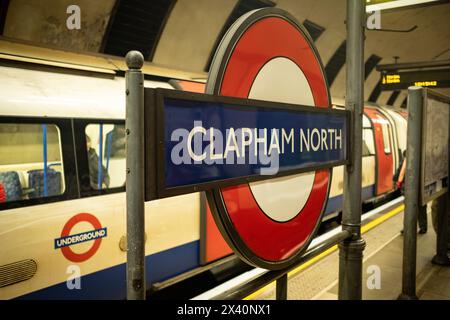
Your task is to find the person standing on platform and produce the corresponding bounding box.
[432,196,450,249]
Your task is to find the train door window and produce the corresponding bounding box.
[362,128,375,156]
[85,124,125,190]
[381,123,392,154]
[0,123,65,203]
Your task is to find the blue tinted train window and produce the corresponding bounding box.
[0,123,65,203]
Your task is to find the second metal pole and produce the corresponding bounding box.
[398,86,423,300]
[338,0,366,300]
[276,274,288,300]
[125,51,146,300]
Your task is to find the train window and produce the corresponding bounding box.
[381,123,392,154]
[0,123,65,203]
[362,128,375,156]
[85,124,125,190]
[363,114,372,128]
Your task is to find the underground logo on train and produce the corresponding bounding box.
[54,213,107,262]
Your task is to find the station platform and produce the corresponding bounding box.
[245,207,450,300]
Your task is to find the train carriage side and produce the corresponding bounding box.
[380,106,408,161]
[324,103,406,219]
[364,107,397,196]
[0,64,209,299]
[324,109,377,218]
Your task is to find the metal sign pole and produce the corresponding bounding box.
[338,0,366,300]
[398,86,423,300]
[125,51,146,300]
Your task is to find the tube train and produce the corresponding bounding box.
[0,52,407,299]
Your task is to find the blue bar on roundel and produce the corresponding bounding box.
[163,97,348,189]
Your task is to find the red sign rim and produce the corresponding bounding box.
[60,213,103,263]
[205,8,332,270]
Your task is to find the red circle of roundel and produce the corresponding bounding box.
[207,9,331,268]
[60,213,103,263]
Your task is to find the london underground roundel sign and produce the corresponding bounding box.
[205,8,332,269]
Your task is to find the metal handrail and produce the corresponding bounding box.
[210,229,351,300]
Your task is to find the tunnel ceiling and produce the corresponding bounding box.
[1,0,449,107]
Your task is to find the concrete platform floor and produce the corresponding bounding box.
[251,209,450,300]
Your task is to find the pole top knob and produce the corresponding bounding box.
[126,51,144,70]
